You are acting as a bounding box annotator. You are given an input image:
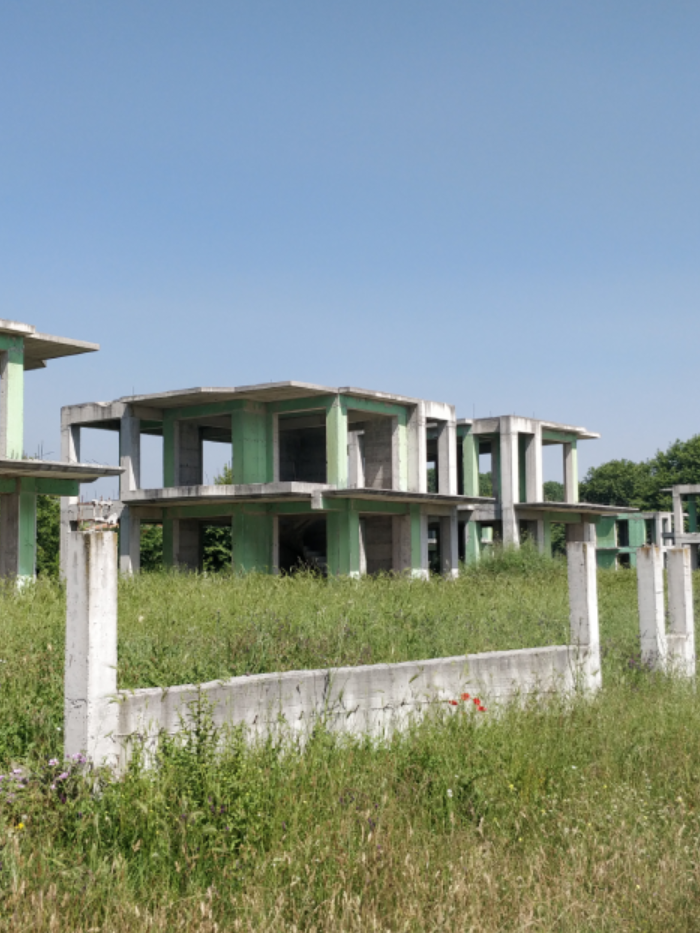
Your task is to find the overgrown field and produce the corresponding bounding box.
[1,551,699,931]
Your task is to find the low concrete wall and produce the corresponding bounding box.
[64,535,603,769]
[115,644,583,761]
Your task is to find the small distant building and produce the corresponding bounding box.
[595,511,673,569]
[60,383,486,577]
[669,484,700,569]
[0,318,121,581]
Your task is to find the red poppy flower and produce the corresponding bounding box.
[478,706,487,713]
[461,693,470,701]
[473,698,481,706]
[449,699,458,706]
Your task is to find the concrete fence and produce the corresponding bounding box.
[636,545,696,676]
[64,533,603,769]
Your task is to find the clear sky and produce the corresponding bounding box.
[2,1,698,495]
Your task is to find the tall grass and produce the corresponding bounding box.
[1,550,699,931]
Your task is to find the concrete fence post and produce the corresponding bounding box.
[64,531,119,766]
[666,547,696,677]
[637,545,667,670]
[567,541,601,691]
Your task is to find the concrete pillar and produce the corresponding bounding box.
[326,506,360,577]
[673,488,684,544]
[439,510,459,578]
[436,420,458,496]
[119,411,141,575]
[326,397,348,488]
[163,517,200,571]
[499,419,520,547]
[60,419,81,578]
[391,512,412,573]
[461,428,479,497]
[0,335,24,459]
[567,541,601,691]
[524,425,543,502]
[667,547,696,677]
[566,520,596,545]
[563,441,579,503]
[464,517,481,564]
[364,417,394,489]
[64,531,119,766]
[174,422,202,486]
[0,482,36,581]
[407,402,427,494]
[348,430,365,488]
[637,545,667,670]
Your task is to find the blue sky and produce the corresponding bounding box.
[2,1,698,494]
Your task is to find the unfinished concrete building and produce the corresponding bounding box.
[669,485,699,569]
[454,415,633,563]
[60,383,490,577]
[0,318,121,581]
[596,511,673,569]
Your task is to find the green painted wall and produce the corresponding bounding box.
[327,503,360,576]
[17,478,37,579]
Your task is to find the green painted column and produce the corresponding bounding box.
[491,440,501,500]
[326,396,348,487]
[409,503,424,576]
[462,428,479,497]
[231,403,269,484]
[518,434,527,503]
[232,506,273,572]
[542,518,552,558]
[327,503,360,576]
[688,498,698,534]
[0,334,24,459]
[464,518,481,565]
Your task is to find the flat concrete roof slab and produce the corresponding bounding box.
[0,319,99,370]
[0,458,121,481]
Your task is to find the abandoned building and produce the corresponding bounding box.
[669,485,699,570]
[454,415,634,565]
[0,318,121,580]
[60,383,489,577]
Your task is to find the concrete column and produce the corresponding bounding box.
[0,482,36,581]
[667,547,696,677]
[439,510,459,578]
[391,513,412,573]
[407,402,427,493]
[673,488,684,544]
[499,419,520,547]
[0,336,24,459]
[524,425,543,502]
[567,541,601,692]
[271,514,280,573]
[60,419,81,578]
[436,420,458,496]
[174,422,202,486]
[64,531,119,766]
[348,430,365,488]
[326,506,360,577]
[326,397,348,488]
[566,520,596,545]
[119,411,141,574]
[490,440,500,501]
[637,545,667,670]
[464,517,481,564]
[231,403,268,484]
[461,428,479,497]
[563,442,579,503]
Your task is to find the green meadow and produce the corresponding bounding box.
[1,549,699,932]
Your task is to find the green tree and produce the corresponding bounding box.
[36,494,60,577]
[579,459,652,509]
